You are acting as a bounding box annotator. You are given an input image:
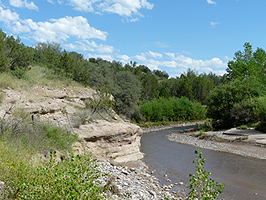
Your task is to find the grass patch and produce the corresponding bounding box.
[1,108,78,154]
[26,65,82,88]
[0,65,83,91]
[0,108,107,199]
[191,131,211,140]
[237,125,248,130]
[0,141,34,199]
[0,72,30,90]
[11,152,106,199]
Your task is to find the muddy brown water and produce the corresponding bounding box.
[141,126,266,200]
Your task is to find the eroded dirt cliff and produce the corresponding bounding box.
[0,85,143,163]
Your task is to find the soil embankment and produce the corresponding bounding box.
[0,86,144,163]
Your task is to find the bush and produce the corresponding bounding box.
[187,149,224,200]
[0,109,78,153]
[230,96,266,127]
[254,96,266,122]
[198,119,213,132]
[12,152,106,199]
[0,141,34,199]
[256,122,266,133]
[42,125,78,152]
[140,97,206,122]
[207,76,266,128]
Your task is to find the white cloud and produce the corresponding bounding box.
[16,16,108,43]
[65,40,114,54]
[207,0,216,5]
[69,0,96,12]
[165,52,175,59]
[117,54,130,63]
[146,51,162,59]
[0,6,19,22]
[87,53,113,61]
[133,51,227,76]
[68,0,154,20]
[156,41,169,48]
[9,0,38,10]
[210,21,220,27]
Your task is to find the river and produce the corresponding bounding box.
[141,126,266,200]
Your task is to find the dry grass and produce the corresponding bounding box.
[26,65,82,88]
[0,65,83,91]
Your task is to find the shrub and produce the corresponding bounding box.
[140,97,206,122]
[254,96,266,122]
[256,122,266,133]
[187,149,224,200]
[42,125,79,152]
[198,119,213,132]
[13,152,106,199]
[207,76,266,128]
[0,141,34,199]
[237,125,248,130]
[230,96,266,127]
[0,109,78,153]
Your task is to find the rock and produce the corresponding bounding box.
[75,120,144,163]
[0,181,5,196]
[148,190,157,198]
[104,176,122,197]
[97,160,186,200]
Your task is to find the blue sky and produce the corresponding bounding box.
[0,0,266,77]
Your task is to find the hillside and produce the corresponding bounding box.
[0,65,143,163]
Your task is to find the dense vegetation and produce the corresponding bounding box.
[207,42,266,129]
[1,28,266,129]
[0,29,224,122]
[140,97,206,122]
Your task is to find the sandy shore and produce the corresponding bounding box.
[166,130,266,160]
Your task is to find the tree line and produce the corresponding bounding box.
[1,28,266,130]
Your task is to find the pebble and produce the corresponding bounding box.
[96,160,185,200]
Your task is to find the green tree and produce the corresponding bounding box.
[0,29,8,72]
[227,42,266,82]
[34,42,61,68]
[112,71,141,117]
[5,35,33,78]
[56,50,74,79]
[153,69,169,79]
[207,76,266,127]
[139,73,160,101]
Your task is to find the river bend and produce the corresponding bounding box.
[141,126,266,200]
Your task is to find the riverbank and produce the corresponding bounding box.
[141,121,205,133]
[166,128,266,160]
[97,160,185,200]
[141,121,266,160]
